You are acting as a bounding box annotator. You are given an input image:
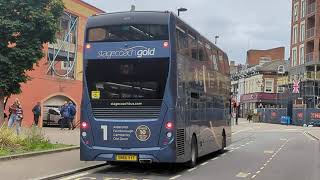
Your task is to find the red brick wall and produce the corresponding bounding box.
[247,47,285,66]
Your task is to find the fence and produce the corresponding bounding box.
[257,108,320,126]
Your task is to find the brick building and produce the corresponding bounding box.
[247,47,285,66]
[289,0,320,108]
[6,0,104,127]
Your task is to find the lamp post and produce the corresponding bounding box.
[214,35,219,45]
[177,8,188,16]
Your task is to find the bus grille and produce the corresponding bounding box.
[92,107,161,119]
[176,129,185,156]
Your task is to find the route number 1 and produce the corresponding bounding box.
[101,125,108,141]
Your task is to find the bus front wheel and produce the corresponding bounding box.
[187,136,198,168]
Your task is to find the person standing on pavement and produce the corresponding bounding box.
[68,101,76,130]
[32,102,41,127]
[8,98,23,135]
[60,101,71,130]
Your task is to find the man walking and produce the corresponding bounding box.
[32,102,41,127]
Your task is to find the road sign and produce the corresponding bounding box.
[293,80,300,93]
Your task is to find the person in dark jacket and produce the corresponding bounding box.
[32,102,41,127]
[68,101,76,130]
[60,101,70,130]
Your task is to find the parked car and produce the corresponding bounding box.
[43,107,62,126]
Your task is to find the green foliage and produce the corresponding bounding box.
[0,0,64,97]
[0,126,70,156]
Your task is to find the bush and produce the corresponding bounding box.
[0,126,64,156]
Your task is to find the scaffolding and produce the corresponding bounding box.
[47,11,79,79]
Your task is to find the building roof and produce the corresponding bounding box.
[71,0,105,13]
[257,60,289,72]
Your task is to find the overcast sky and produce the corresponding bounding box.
[83,0,292,64]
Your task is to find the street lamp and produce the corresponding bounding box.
[177,8,188,16]
[214,35,219,44]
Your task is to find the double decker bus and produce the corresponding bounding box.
[81,11,231,167]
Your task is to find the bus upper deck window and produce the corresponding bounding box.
[88,28,106,41]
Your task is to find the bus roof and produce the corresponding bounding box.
[87,11,170,28]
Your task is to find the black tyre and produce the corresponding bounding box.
[187,136,198,168]
[219,132,226,153]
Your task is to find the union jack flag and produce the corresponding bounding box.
[293,80,300,93]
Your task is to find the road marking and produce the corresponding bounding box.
[256,171,261,174]
[169,175,182,180]
[201,162,209,166]
[211,157,219,161]
[251,175,257,179]
[241,145,245,147]
[264,150,274,154]
[264,163,267,166]
[236,172,249,178]
[229,150,234,152]
[260,167,265,170]
[234,147,240,149]
[303,131,317,141]
[59,172,89,180]
[248,173,251,175]
[246,142,250,145]
[267,160,270,163]
[188,167,197,172]
[280,138,287,141]
[221,153,226,157]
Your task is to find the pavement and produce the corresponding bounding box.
[0,119,319,180]
[42,127,80,145]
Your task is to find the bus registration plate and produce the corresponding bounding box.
[115,154,137,161]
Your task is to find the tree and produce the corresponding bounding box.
[0,0,64,123]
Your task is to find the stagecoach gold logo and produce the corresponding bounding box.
[98,46,156,59]
[135,125,151,141]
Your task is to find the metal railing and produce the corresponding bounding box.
[307,2,316,15]
[306,27,315,39]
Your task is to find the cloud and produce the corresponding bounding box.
[83,0,291,64]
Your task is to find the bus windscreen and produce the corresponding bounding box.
[87,24,169,42]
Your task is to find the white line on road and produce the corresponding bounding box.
[234,147,240,149]
[251,175,257,179]
[229,150,234,152]
[59,172,89,180]
[260,167,265,170]
[236,172,249,178]
[188,167,197,172]
[211,157,219,161]
[169,175,182,180]
[241,145,245,147]
[221,153,226,157]
[256,171,261,174]
[264,163,268,166]
[201,162,209,166]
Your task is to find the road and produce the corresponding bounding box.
[57,122,320,180]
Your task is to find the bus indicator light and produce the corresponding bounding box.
[81,122,88,129]
[163,41,169,48]
[165,122,173,129]
[86,44,91,49]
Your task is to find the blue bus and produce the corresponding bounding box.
[81,11,231,167]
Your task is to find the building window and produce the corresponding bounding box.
[294,2,299,21]
[300,21,305,42]
[292,47,298,66]
[277,87,285,93]
[293,25,298,44]
[301,0,306,18]
[61,61,73,70]
[300,45,305,64]
[265,79,274,93]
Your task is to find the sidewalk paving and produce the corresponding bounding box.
[42,127,80,145]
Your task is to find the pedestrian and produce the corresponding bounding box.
[247,111,253,123]
[60,101,71,130]
[32,102,41,127]
[68,101,76,130]
[8,98,23,135]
